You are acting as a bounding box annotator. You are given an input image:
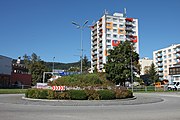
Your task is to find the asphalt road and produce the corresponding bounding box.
[0,92,180,120]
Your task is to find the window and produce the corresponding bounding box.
[113,18,117,22]
[106,17,111,21]
[113,34,117,38]
[119,19,124,22]
[164,60,167,63]
[107,28,111,32]
[107,45,111,49]
[168,54,171,58]
[106,39,111,43]
[168,49,171,52]
[163,50,166,54]
[113,24,117,27]
[106,23,111,26]
[164,65,167,69]
[164,55,167,59]
[169,59,172,63]
[119,24,124,28]
[113,29,117,32]
[106,34,111,37]
[119,35,124,39]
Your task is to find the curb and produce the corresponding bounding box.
[22,96,137,102]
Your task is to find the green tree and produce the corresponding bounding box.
[23,53,49,85]
[148,63,159,84]
[104,41,139,86]
[82,55,89,72]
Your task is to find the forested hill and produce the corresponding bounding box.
[12,59,90,70]
[44,61,81,70]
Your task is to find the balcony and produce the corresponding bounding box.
[92,56,97,61]
[125,22,132,26]
[158,68,163,72]
[92,46,97,51]
[157,63,163,67]
[99,54,103,58]
[157,58,163,62]
[126,32,133,36]
[99,43,103,47]
[125,27,133,31]
[92,36,97,41]
[125,18,133,22]
[176,48,180,53]
[99,59,103,63]
[176,53,180,58]
[92,41,97,46]
[91,24,97,31]
[157,53,162,57]
[158,73,163,76]
[92,31,97,36]
[92,61,97,65]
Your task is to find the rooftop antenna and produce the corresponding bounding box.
[124,8,127,17]
[104,9,108,15]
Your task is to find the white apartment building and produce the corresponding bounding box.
[139,57,153,75]
[91,12,139,72]
[153,44,180,81]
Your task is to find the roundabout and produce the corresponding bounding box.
[0,92,180,120]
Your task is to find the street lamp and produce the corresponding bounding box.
[52,57,55,73]
[130,43,134,92]
[72,20,88,74]
[130,49,133,92]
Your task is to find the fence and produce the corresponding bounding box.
[128,85,168,92]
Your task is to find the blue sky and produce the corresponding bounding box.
[0,0,180,63]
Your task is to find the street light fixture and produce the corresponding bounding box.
[52,57,55,73]
[72,20,88,74]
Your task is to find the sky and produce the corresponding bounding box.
[0,0,180,63]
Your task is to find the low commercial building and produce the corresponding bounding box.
[0,55,12,88]
[0,55,31,88]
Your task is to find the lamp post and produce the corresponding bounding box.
[130,43,134,92]
[72,20,88,74]
[130,49,133,92]
[52,57,55,73]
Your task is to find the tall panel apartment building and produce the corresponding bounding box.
[153,44,180,82]
[91,12,139,72]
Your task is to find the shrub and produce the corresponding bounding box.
[54,91,70,100]
[85,90,100,100]
[47,90,55,99]
[97,90,115,100]
[115,89,133,99]
[68,90,87,100]
[36,89,48,99]
[25,88,133,100]
[26,88,36,98]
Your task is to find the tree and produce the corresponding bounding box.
[148,63,159,84]
[104,41,139,86]
[82,55,90,72]
[23,53,49,85]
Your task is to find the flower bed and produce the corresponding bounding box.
[25,88,133,100]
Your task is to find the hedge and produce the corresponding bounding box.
[25,88,133,100]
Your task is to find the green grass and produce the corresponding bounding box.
[0,89,27,94]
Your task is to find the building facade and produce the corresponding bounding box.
[0,55,32,88]
[139,57,153,75]
[0,55,12,88]
[153,44,180,81]
[169,65,180,83]
[91,12,139,72]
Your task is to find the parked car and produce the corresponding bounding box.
[168,80,180,90]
